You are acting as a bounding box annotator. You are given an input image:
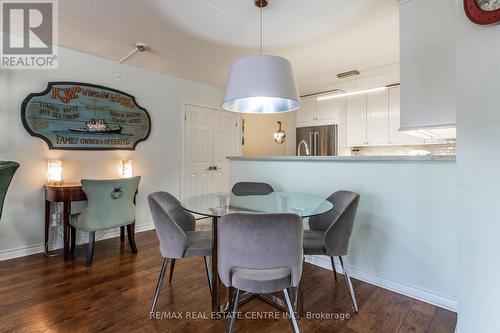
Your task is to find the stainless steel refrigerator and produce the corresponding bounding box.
[296,125,338,156]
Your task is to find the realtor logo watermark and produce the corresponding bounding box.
[1,0,58,69]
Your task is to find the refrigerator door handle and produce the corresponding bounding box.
[308,132,314,156]
[314,131,319,156]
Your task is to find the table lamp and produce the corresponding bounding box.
[119,160,133,178]
[47,160,63,185]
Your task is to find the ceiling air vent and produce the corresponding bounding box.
[337,70,360,79]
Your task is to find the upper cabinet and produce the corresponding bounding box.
[317,98,340,121]
[399,0,456,129]
[346,95,367,146]
[366,90,389,145]
[296,96,340,127]
[296,97,317,125]
[346,86,425,147]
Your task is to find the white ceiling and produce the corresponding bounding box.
[59,0,400,95]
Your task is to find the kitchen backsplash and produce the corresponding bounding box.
[351,142,456,156]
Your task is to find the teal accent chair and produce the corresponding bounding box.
[70,176,141,266]
[0,161,20,221]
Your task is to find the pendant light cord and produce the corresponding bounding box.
[260,5,263,55]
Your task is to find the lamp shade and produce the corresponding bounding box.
[47,160,62,185]
[222,55,301,114]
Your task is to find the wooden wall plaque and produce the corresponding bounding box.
[21,82,151,150]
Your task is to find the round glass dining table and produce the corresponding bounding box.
[180,191,333,314]
[181,191,333,219]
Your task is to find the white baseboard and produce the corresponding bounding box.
[0,223,155,262]
[305,255,458,312]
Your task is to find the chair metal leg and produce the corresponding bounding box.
[168,259,176,283]
[330,256,338,283]
[86,231,95,266]
[339,256,358,313]
[151,258,169,313]
[70,226,76,255]
[292,282,304,318]
[126,224,137,253]
[283,289,300,333]
[227,288,240,333]
[203,256,213,293]
[120,226,125,243]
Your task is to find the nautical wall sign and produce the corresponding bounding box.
[21,82,151,150]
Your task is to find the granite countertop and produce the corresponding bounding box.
[227,155,456,162]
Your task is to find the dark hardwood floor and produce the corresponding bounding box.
[0,230,456,333]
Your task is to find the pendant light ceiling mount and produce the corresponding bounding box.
[222,0,300,114]
[255,0,268,8]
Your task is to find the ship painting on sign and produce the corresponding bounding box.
[70,119,122,134]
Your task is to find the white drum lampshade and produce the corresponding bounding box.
[222,55,301,114]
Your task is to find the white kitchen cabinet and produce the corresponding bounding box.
[295,97,317,125]
[346,95,367,146]
[296,96,341,127]
[346,87,428,147]
[388,86,424,144]
[317,98,340,121]
[367,90,389,145]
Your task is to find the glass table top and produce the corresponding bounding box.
[181,192,333,218]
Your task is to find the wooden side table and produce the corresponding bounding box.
[44,183,136,259]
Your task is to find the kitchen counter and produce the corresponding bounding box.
[227,155,456,162]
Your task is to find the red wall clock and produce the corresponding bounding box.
[464,0,500,25]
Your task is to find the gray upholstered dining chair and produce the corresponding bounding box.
[231,181,274,196]
[0,161,20,221]
[218,213,303,333]
[70,176,141,266]
[148,191,213,313]
[303,190,360,312]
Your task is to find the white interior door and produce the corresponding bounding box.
[212,111,240,193]
[184,105,214,199]
[183,105,240,199]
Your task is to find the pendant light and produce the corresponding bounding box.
[273,121,286,144]
[222,0,301,114]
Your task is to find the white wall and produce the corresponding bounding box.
[399,0,456,129]
[0,46,223,259]
[456,1,500,331]
[242,112,296,157]
[229,158,457,310]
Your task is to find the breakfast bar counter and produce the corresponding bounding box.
[227,155,455,162]
[227,154,457,311]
